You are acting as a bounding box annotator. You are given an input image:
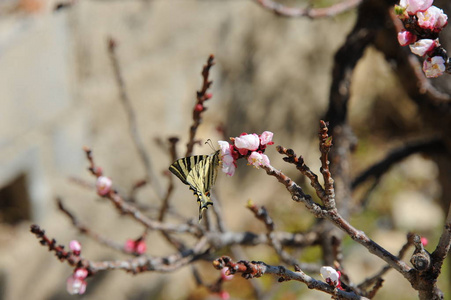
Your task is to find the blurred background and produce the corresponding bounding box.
[0,0,447,299]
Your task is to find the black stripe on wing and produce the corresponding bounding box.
[169,155,208,185]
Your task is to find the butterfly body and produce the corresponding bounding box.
[169,150,220,220]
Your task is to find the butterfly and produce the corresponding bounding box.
[169,150,220,221]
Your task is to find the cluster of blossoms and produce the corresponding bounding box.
[320,266,342,290]
[66,240,89,295]
[395,0,449,78]
[218,131,274,176]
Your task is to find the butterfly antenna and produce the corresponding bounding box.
[205,139,216,151]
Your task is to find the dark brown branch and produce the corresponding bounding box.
[260,162,413,278]
[352,137,445,190]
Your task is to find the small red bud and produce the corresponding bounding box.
[195,104,204,112]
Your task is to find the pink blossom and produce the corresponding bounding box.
[66,268,88,295]
[218,141,236,176]
[397,30,417,46]
[417,6,448,31]
[409,39,437,56]
[66,276,87,295]
[259,131,274,145]
[69,240,82,255]
[247,152,270,168]
[423,56,446,78]
[96,176,112,196]
[234,133,259,155]
[399,0,433,15]
[320,266,341,288]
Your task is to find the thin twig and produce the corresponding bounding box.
[185,54,215,157]
[57,198,129,253]
[247,201,299,266]
[107,37,163,200]
[213,256,368,300]
[352,137,445,190]
[83,147,202,235]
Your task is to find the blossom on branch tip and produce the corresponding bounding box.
[399,0,433,15]
[409,39,437,56]
[397,30,417,46]
[69,240,81,256]
[320,266,341,289]
[423,56,446,77]
[234,133,260,155]
[96,176,112,196]
[247,152,270,168]
[259,131,274,145]
[66,268,88,295]
[417,6,448,31]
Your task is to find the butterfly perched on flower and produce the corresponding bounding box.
[169,151,220,221]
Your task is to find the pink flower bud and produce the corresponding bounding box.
[205,93,213,99]
[135,240,147,255]
[195,103,204,112]
[124,238,146,254]
[219,290,230,300]
[320,266,341,287]
[221,268,234,281]
[69,240,82,255]
[66,270,88,295]
[420,236,429,246]
[124,239,136,253]
[96,176,112,196]
[259,131,274,145]
[73,268,88,279]
[397,31,417,46]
